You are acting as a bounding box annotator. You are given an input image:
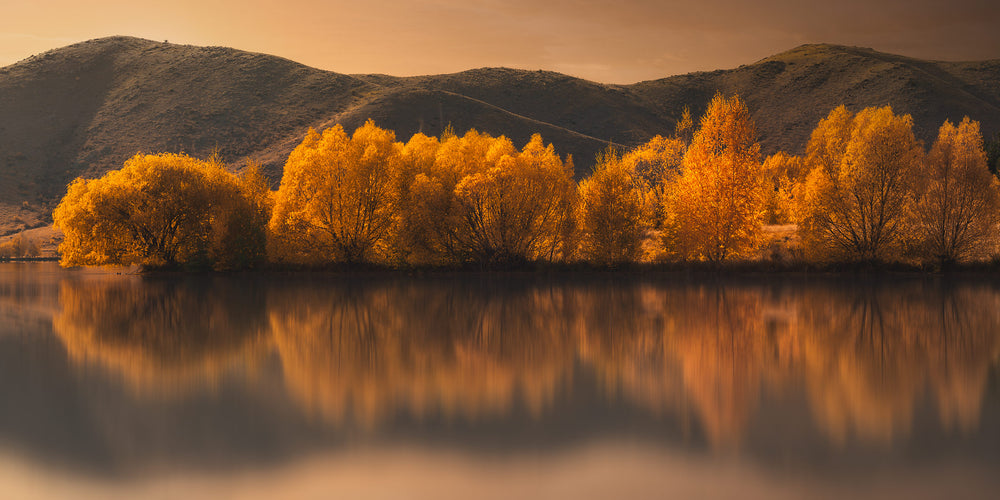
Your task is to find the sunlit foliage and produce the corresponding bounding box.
[795,106,923,262]
[663,94,766,262]
[53,153,268,269]
[269,120,403,265]
[211,162,273,270]
[621,135,686,228]
[761,152,804,225]
[578,149,648,264]
[392,132,444,263]
[913,118,1000,263]
[674,106,694,146]
[52,98,1000,269]
[405,130,577,265]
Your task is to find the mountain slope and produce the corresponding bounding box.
[632,44,1000,155]
[1,37,998,235]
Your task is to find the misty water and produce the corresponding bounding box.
[1,262,999,499]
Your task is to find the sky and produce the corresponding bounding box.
[1,0,998,83]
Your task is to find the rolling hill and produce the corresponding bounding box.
[1,36,998,235]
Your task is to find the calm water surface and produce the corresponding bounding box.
[1,262,998,499]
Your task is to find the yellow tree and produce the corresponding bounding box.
[795,106,923,262]
[210,161,274,270]
[794,106,854,259]
[578,149,648,264]
[674,106,694,146]
[914,117,1000,263]
[664,93,766,262]
[451,134,577,264]
[762,152,805,225]
[53,153,260,269]
[399,130,577,265]
[622,135,686,228]
[404,128,501,264]
[393,132,443,263]
[269,120,403,265]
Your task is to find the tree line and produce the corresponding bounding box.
[53,93,1000,269]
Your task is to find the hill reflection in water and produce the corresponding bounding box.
[51,274,1000,450]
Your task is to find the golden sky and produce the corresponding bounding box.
[2,0,998,83]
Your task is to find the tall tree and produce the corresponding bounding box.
[402,130,576,265]
[914,117,999,263]
[269,120,403,265]
[622,135,686,228]
[762,152,805,225]
[393,132,443,263]
[664,93,766,262]
[452,134,577,264]
[578,149,648,264]
[795,106,923,262]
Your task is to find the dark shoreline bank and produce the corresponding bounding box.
[127,259,1000,280]
[11,257,1000,278]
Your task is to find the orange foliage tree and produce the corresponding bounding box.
[913,117,1000,263]
[404,130,577,265]
[621,135,686,228]
[53,153,269,270]
[795,106,923,262]
[674,106,694,146]
[578,149,648,264]
[268,120,403,265]
[761,152,804,225]
[663,94,766,262]
[393,132,443,263]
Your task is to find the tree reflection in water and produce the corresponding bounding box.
[52,275,1000,448]
[53,276,271,396]
[268,279,577,426]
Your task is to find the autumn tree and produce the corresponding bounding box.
[674,106,694,146]
[621,135,686,228]
[578,149,648,264]
[762,152,805,225]
[913,118,1000,263]
[0,232,40,258]
[402,130,577,265]
[403,128,498,264]
[795,106,923,262]
[393,132,443,263]
[211,162,273,270]
[451,133,577,264]
[53,153,267,270]
[663,93,766,262]
[269,120,403,265]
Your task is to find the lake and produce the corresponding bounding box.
[1,262,998,499]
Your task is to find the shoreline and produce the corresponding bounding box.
[10,258,1000,278]
[95,261,1000,278]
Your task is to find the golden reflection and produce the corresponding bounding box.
[267,279,577,426]
[53,277,271,396]
[51,276,1000,447]
[795,283,1000,444]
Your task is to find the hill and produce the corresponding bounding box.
[1,37,998,235]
